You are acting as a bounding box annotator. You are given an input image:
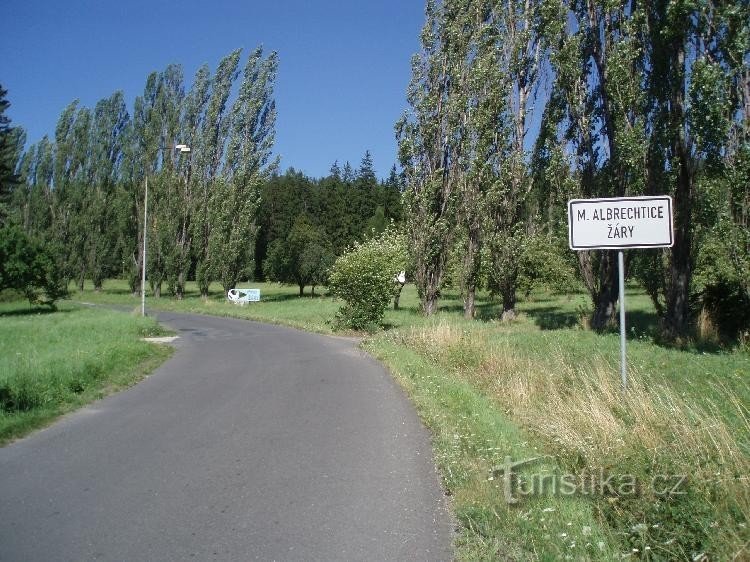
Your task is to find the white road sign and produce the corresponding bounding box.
[568,196,673,250]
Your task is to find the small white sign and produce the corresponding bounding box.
[568,196,673,250]
[227,288,261,304]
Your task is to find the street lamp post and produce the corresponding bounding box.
[142,144,192,316]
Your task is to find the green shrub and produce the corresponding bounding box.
[328,228,406,330]
[0,225,67,307]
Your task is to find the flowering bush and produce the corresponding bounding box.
[328,228,406,330]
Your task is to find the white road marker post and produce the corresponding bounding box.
[567,195,674,391]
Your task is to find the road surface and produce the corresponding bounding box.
[0,311,452,561]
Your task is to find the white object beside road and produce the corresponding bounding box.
[227,288,261,305]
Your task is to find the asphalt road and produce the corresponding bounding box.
[0,311,452,561]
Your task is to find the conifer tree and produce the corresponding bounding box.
[329,160,341,180]
[341,161,354,183]
[356,150,378,220]
[0,85,24,224]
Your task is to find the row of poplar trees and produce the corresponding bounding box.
[9,47,278,299]
[398,0,749,339]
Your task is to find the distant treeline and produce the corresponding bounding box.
[0,47,403,300]
[256,161,403,292]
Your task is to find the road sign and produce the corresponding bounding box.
[567,195,674,391]
[568,196,673,250]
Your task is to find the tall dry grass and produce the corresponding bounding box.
[401,321,750,558]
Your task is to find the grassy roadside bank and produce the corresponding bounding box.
[367,336,621,560]
[71,279,749,559]
[367,320,749,560]
[0,301,173,444]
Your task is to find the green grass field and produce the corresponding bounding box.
[45,279,750,558]
[0,300,173,444]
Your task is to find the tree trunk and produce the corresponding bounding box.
[590,251,619,331]
[153,282,161,299]
[299,284,304,297]
[130,248,140,296]
[393,283,404,310]
[659,37,695,340]
[464,289,476,319]
[423,292,439,315]
[501,279,517,321]
[665,147,693,339]
[93,269,103,292]
[197,262,210,298]
[577,251,598,303]
[420,265,442,315]
[176,271,185,300]
[463,226,480,320]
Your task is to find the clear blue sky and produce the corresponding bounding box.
[1,0,426,179]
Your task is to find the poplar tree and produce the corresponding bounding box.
[642,0,749,338]
[49,103,92,289]
[548,0,648,330]
[116,108,144,293]
[397,0,465,315]
[209,48,278,294]
[455,1,507,319]
[129,72,159,296]
[169,64,210,298]
[86,91,129,290]
[194,49,241,297]
[148,64,185,297]
[14,138,51,235]
[483,0,551,320]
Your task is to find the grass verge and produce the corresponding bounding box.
[368,318,749,560]
[0,301,173,444]
[366,337,621,560]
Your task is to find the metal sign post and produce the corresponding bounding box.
[618,250,627,389]
[568,196,674,390]
[142,175,148,317]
